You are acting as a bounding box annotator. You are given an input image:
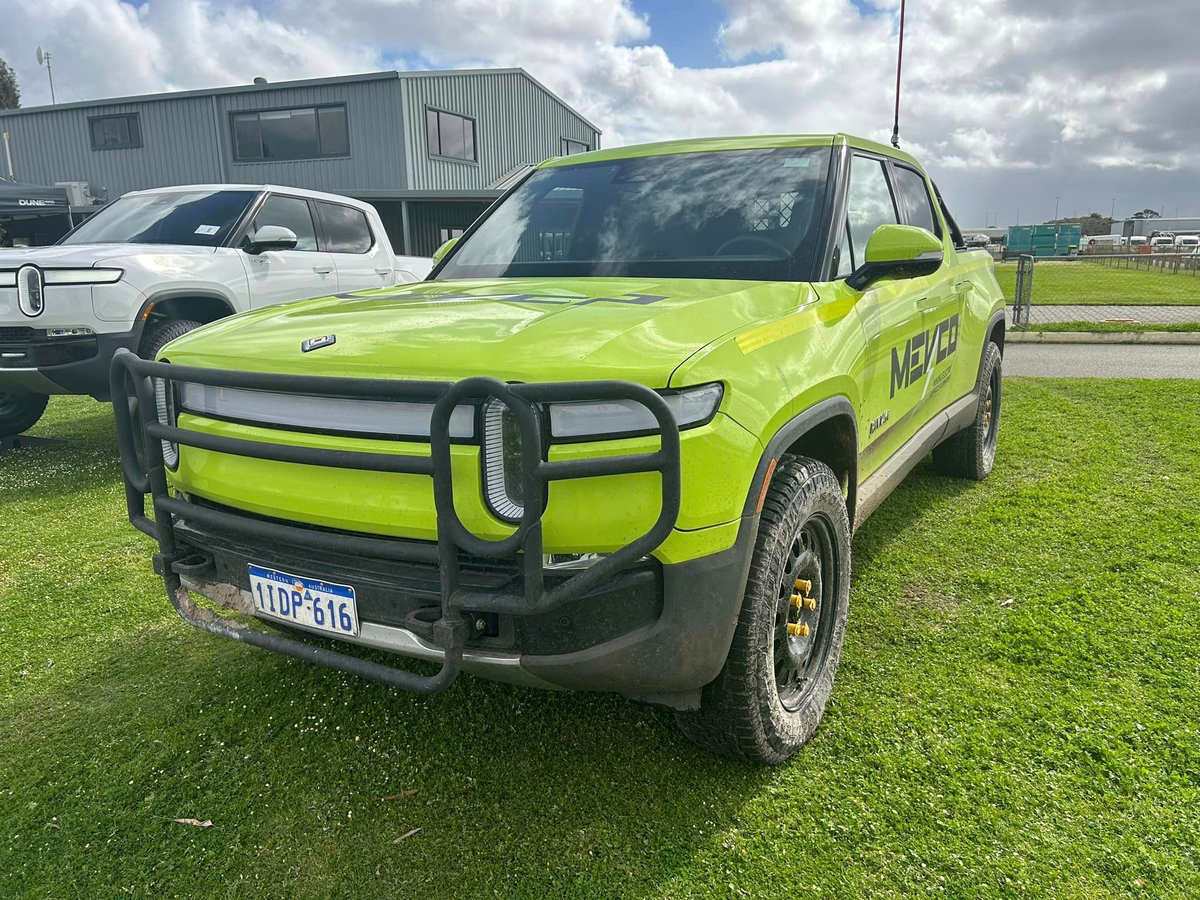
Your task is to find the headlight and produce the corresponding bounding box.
[482,383,723,523]
[482,399,533,522]
[548,382,723,441]
[42,268,123,285]
[154,375,179,470]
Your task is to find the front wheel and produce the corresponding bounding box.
[676,455,852,764]
[0,391,49,436]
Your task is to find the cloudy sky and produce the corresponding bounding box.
[4,0,1199,227]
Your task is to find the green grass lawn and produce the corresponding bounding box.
[3,385,1200,898]
[994,259,1200,305]
[1026,321,1200,334]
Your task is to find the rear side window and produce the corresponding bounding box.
[891,165,940,236]
[252,195,318,251]
[317,202,373,253]
[846,155,898,264]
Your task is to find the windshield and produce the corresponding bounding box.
[437,147,832,282]
[62,189,257,246]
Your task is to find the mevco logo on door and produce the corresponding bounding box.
[890,313,960,398]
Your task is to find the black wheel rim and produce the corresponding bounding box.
[772,511,839,711]
[983,362,1001,455]
[0,392,20,417]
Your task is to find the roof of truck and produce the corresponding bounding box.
[122,183,376,209]
[539,133,923,171]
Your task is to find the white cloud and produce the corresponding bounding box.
[3,0,1200,224]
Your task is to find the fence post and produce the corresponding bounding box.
[1012,254,1033,331]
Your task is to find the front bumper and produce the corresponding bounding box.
[112,350,750,702]
[170,503,755,701]
[0,325,141,398]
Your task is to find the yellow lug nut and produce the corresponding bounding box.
[789,593,804,609]
[803,595,817,611]
[794,578,812,594]
[787,622,810,637]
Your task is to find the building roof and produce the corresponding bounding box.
[0,67,602,134]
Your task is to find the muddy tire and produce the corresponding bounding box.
[933,342,1001,480]
[0,391,50,436]
[676,455,852,765]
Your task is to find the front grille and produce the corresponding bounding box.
[188,495,522,581]
[0,327,37,342]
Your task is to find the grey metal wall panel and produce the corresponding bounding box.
[0,69,599,207]
[406,200,492,256]
[1,96,224,199]
[216,78,406,193]
[401,72,600,193]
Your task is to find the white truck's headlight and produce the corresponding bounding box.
[42,268,123,285]
[154,376,179,470]
[548,382,723,440]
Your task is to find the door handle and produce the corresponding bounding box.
[312,266,333,275]
[374,268,392,275]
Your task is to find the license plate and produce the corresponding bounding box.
[247,564,359,637]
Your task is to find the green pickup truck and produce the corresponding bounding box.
[113,134,1006,764]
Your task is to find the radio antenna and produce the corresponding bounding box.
[890,0,906,149]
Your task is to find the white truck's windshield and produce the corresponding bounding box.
[437,147,832,282]
[62,189,258,246]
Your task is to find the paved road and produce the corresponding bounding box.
[1006,304,1200,324]
[1005,343,1200,378]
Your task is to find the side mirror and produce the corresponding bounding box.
[245,225,298,255]
[432,237,458,266]
[846,224,943,291]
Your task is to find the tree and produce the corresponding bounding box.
[0,58,18,110]
[1131,208,1161,219]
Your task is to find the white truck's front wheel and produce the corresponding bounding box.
[138,319,202,361]
[0,391,49,436]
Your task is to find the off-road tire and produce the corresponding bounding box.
[676,455,852,765]
[933,341,1001,480]
[139,319,202,360]
[0,391,50,436]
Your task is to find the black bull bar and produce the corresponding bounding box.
[110,348,682,695]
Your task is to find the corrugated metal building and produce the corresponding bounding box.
[0,69,601,254]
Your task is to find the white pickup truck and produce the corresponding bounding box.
[0,184,432,434]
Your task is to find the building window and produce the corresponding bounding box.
[89,113,142,150]
[426,108,476,162]
[439,226,465,244]
[560,138,589,156]
[231,105,349,162]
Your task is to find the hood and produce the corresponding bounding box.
[0,243,220,267]
[162,277,809,386]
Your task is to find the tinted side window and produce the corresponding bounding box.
[318,202,373,253]
[892,165,939,236]
[846,156,898,263]
[252,195,317,251]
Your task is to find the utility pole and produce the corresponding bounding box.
[1054,196,1061,220]
[36,47,56,104]
[1111,198,1115,220]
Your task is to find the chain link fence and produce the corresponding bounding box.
[999,252,1200,331]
